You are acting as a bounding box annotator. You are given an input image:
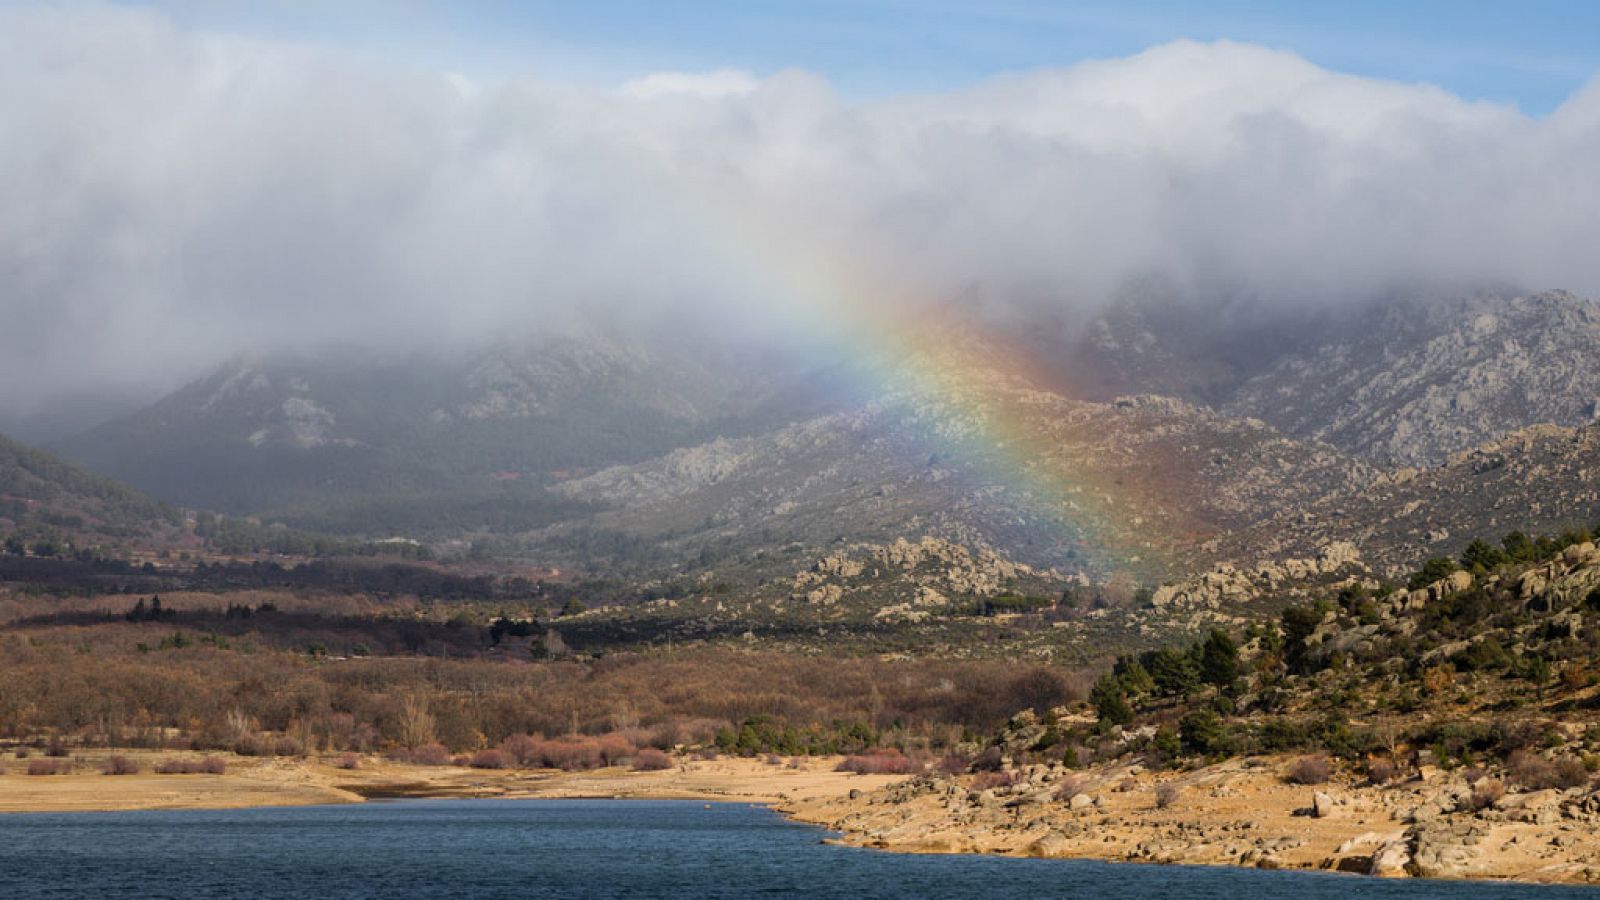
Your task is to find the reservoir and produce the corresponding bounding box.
[0,799,1592,898]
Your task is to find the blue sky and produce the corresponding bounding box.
[127,0,1600,113]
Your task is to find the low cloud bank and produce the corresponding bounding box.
[2,6,1598,415]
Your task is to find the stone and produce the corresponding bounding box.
[1368,839,1412,877]
[1313,791,1338,818]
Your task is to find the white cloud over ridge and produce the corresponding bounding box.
[2,5,1599,414]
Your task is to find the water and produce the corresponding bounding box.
[0,800,1592,898]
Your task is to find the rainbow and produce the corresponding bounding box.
[549,147,1196,576]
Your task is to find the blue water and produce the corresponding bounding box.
[0,799,1592,898]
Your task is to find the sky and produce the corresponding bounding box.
[2,2,1600,435]
[127,1,1600,114]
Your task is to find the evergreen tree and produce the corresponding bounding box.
[1198,628,1239,690]
[1090,673,1133,728]
[1113,655,1155,697]
[1145,646,1200,698]
[1460,538,1505,572]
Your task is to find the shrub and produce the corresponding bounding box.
[632,748,673,771]
[970,746,1004,772]
[970,771,1014,791]
[836,748,919,775]
[27,758,71,775]
[1366,758,1398,785]
[44,741,69,758]
[1286,755,1331,785]
[1470,777,1505,810]
[595,732,638,767]
[14,748,30,759]
[408,743,452,766]
[533,739,603,772]
[469,749,512,769]
[101,755,139,775]
[333,753,361,770]
[1052,775,1085,803]
[1552,757,1591,789]
[935,752,971,776]
[1154,782,1180,809]
[1504,750,1585,790]
[154,757,226,774]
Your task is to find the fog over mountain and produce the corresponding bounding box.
[3,4,1600,426]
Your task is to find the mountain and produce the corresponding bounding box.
[1226,420,1600,574]
[1224,291,1600,466]
[0,431,179,547]
[47,289,1600,585]
[1044,289,1600,468]
[54,331,842,535]
[533,387,1374,581]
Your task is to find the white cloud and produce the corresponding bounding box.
[0,8,1598,418]
[621,68,760,99]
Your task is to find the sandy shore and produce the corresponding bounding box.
[0,751,897,814]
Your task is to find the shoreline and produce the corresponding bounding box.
[778,755,1600,886]
[5,750,1600,885]
[0,751,895,815]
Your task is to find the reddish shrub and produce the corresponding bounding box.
[935,753,972,776]
[1504,750,1583,790]
[1053,774,1085,802]
[1366,758,1398,785]
[469,749,512,770]
[500,734,540,766]
[594,733,637,767]
[14,748,30,759]
[1155,782,1180,809]
[1552,757,1591,789]
[154,756,227,774]
[27,758,71,775]
[101,755,140,775]
[970,746,1004,772]
[408,743,452,766]
[632,748,673,771]
[837,748,920,775]
[333,753,361,770]
[970,770,1014,791]
[1285,755,1331,785]
[532,739,604,771]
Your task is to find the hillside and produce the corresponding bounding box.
[0,432,179,547]
[805,531,1600,883]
